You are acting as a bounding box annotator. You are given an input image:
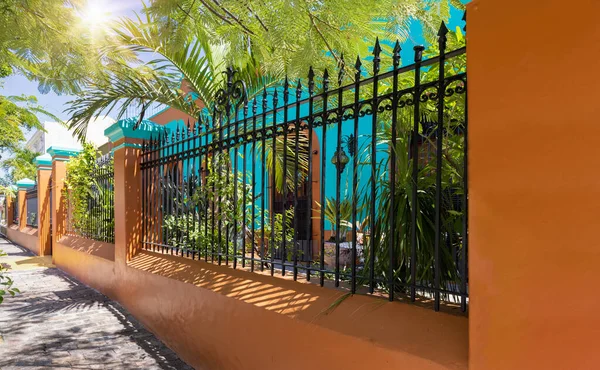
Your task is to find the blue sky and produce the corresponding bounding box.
[1,1,466,125]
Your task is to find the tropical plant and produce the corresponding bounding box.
[0,249,20,304]
[64,143,115,241]
[315,197,353,242]
[355,28,467,297]
[1,148,39,183]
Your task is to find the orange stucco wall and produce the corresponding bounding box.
[7,225,39,255]
[53,243,468,370]
[47,144,468,370]
[467,0,600,369]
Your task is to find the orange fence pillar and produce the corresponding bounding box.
[48,147,81,261]
[6,193,14,226]
[467,0,600,369]
[34,154,53,256]
[105,118,168,264]
[15,178,35,230]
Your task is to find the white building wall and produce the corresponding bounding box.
[25,116,115,153]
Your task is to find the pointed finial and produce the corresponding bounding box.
[337,54,345,85]
[323,69,329,91]
[414,45,425,62]
[262,88,268,109]
[226,66,235,87]
[393,40,401,67]
[283,76,289,100]
[252,97,258,114]
[175,126,181,140]
[296,79,302,99]
[373,37,381,74]
[273,86,278,106]
[462,11,466,32]
[354,56,362,81]
[438,21,449,50]
[308,66,315,95]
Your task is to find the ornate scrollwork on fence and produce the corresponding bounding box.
[214,67,248,116]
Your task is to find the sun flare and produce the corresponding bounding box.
[79,0,112,33]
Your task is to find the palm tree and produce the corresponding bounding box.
[66,11,282,140]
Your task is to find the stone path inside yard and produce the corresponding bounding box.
[0,238,193,370]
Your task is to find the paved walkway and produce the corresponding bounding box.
[0,238,193,369]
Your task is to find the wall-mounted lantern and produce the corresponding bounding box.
[331,148,350,173]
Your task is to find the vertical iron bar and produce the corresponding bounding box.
[411,45,425,301]
[251,99,258,272]
[369,39,381,294]
[293,80,302,281]
[270,88,279,276]
[281,77,289,276]
[185,123,191,257]
[434,23,448,312]
[261,89,267,272]
[351,57,361,294]
[389,41,401,301]
[306,67,315,282]
[217,108,224,264]
[178,127,184,257]
[335,55,345,288]
[241,99,248,269]
[233,102,240,269]
[320,69,329,287]
[169,131,175,255]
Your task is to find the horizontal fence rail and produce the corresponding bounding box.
[141,21,468,312]
[66,153,115,243]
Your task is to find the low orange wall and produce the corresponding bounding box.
[7,225,39,255]
[53,238,468,370]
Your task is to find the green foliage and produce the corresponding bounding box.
[1,148,39,183]
[353,29,467,297]
[64,143,114,241]
[147,0,463,77]
[315,197,353,242]
[0,249,20,304]
[0,0,138,94]
[66,0,463,140]
[161,151,295,262]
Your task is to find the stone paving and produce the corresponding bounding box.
[0,238,193,369]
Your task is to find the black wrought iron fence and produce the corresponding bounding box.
[66,154,115,243]
[25,185,38,228]
[141,21,468,312]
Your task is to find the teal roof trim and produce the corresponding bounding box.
[47,146,82,159]
[16,178,35,189]
[104,117,169,143]
[33,153,52,168]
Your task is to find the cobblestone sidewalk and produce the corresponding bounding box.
[0,238,193,370]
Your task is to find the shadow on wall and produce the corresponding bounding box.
[59,235,115,261]
[128,249,469,367]
[0,268,190,370]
